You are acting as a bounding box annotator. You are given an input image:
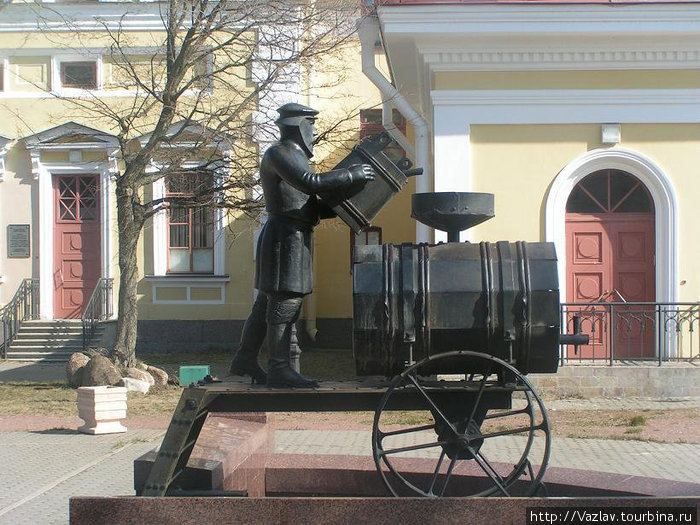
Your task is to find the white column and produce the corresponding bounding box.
[432,105,472,242]
[214,207,225,276]
[99,168,111,282]
[152,178,167,276]
[37,163,54,319]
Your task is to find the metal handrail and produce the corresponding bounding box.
[81,278,114,349]
[0,278,40,359]
[560,301,699,365]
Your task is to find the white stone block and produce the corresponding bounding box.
[119,377,151,394]
[77,386,128,435]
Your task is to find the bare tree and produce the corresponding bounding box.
[31,0,362,366]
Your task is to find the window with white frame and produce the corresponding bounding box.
[58,59,98,90]
[165,171,215,273]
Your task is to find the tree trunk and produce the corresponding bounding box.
[111,182,144,367]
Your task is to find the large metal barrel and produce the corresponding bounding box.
[352,240,561,377]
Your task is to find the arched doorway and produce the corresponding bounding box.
[565,169,655,358]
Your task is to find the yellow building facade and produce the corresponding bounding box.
[1,0,698,360]
[0,0,387,352]
[366,0,700,359]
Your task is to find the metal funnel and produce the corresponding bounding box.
[411,192,494,242]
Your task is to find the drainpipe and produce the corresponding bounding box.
[358,16,431,243]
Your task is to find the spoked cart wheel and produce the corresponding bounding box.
[372,350,551,497]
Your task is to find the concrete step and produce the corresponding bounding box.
[7,343,101,361]
[17,327,84,337]
[5,350,81,362]
[21,320,83,327]
[17,322,83,332]
[10,338,84,346]
[5,320,106,362]
[14,329,101,338]
[9,344,84,351]
[13,324,102,337]
[12,332,102,344]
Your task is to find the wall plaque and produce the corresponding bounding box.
[8,224,30,258]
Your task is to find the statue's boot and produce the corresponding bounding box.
[266,323,318,388]
[267,358,318,388]
[229,298,267,384]
[229,350,267,384]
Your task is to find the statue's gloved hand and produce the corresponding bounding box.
[347,163,376,185]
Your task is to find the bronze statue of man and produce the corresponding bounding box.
[229,103,375,387]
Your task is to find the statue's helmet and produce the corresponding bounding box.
[275,102,318,157]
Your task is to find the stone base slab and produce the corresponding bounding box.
[70,496,699,525]
[265,454,700,498]
[134,413,272,496]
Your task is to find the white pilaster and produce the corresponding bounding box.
[37,163,53,319]
[152,178,167,276]
[432,105,472,242]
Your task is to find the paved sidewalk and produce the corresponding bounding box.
[275,430,700,484]
[0,429,164,525]
[1,359,698,525]
[546,396,700,410]
[2,420,699,525]
[0,361,68,382]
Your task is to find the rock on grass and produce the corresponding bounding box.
[146,365,169,386]
[66,352,90,388]
[82,355,122,387]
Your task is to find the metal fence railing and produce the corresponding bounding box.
[81,278,114,349]
[0,278,40,359]
[560,302,699,366]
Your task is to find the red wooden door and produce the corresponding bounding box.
[53,175,101,319]
[565,170,655,359]
[609,217,656,358]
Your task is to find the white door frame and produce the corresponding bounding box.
[33,159,114,319]
[545,147,678,305]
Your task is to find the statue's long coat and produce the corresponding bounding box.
[255,139,350,295]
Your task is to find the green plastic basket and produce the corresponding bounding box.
[179,365,210,386]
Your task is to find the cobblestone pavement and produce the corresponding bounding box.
[546,396,700,411]
[274,430,700,484]
[0,429,163,525]
[1,357,698,525]
[1,410,699,525]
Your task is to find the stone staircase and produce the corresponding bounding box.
[5,320,103,362]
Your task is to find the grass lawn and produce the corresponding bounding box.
[1,349,697,444]
[0,349,357,418]
[0,381,183,417]
[142,348,358,382]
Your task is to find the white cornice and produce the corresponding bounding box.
[378,4,700,35]
[2,47,164,56]
[421,47,700,71]
[0,3,168,32]
[0,2,249,33]
[378,3,700,108]
[430,88,700,124]
[432,88,700,106]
